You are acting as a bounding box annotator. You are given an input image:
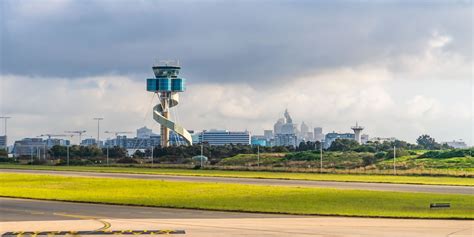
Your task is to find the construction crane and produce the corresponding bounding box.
[104,131,133,137]
[65,130,87,143]
[38,134,67,139]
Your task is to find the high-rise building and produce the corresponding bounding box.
[199,130,250,146]
[264,130,273,140]
[314,127,324,142]
[0,135,6,150]
[300,121,309,135]
[273,109,299,146]
[275,134,298,147]
[273,118,285,135]
[137,126,154,138]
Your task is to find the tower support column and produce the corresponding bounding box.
[161,110,169,147]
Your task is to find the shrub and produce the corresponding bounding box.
[116,157,139,164]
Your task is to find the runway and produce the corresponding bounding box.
[0,198,472,237]
[1,169,473,195]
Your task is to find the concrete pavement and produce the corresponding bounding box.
[0,198,472,237]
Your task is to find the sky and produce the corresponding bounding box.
[0,0,472,146]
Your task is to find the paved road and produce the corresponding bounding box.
[1,169,473,195]
[1,198,472,237]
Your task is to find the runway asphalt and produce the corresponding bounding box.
[1,198,472,237]
[1,169,473,195]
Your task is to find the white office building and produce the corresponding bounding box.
[198,130,251,146]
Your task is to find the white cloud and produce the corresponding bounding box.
[2,59,471,146]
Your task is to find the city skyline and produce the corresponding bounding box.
[0,1,472,146]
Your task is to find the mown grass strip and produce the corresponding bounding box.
[0,164,472,186]
[0,173,473,219]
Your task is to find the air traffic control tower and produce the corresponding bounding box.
[146,61,192,147]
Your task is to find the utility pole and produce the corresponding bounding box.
[393,145,396,175]
[93,118,104,148]
[0,116,11,150]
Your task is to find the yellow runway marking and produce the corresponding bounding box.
[52,212,111,231]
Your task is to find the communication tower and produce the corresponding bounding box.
[146,60,192,147]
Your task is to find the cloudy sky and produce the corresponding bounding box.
[0,0,472,145]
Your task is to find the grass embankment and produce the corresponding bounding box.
[0,164,473,186]
[1,173,472,219]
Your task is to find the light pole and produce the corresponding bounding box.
[93,118,104,148]
[393,145,396,175]
[0,116,11,151]
[257,145,260,167]
[66,135,74,166]
[151,145,154,165]
[320,141,323,173]
[106,145,109,166]
[66,143,70,166]
[200,144,204,167]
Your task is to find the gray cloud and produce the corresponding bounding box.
[1,0,472,86]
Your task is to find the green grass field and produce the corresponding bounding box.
[0,173,472,219]
[0,164,473,186]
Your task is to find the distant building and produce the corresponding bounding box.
[0,135,6,150]
[137,126,154,138]
[275,134,298,147]
[305,132,314,141]
[44,138,70,148]
[273,118,285,135]
[199,130,250,146]
[80,138,103,147]
[251,135,267,146]
[12,138,46,157]
[300,121,309,135]
[324,132,355,148]
[314,127,324,142]
[361,134,369,144]
[369,137,397,143]
[442,140,467,149]
[107,135,161,149]
[264,130,273,140]
[191,131,201,145]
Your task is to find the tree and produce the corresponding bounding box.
[416,134,440,150]
[328,139,359,151]
[0,149,8,158]
[134,150,145,158]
